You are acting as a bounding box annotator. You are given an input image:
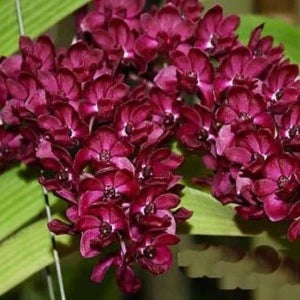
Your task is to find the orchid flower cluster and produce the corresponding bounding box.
[0,0,300,294]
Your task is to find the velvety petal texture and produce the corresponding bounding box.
[1,0,300,295]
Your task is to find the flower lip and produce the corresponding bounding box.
[99,221,113,238]
[99,149,111,162]
[143,246,156,259]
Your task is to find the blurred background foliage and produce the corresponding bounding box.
[1,0,300,299]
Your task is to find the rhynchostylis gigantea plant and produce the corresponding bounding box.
[0,0,299,294]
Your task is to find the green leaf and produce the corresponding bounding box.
[0,217,73,296]
[238,15,300,63]
[179,186,286,237]
[0,165,60,242]
[0,0,90,56]
[0,165,43,241]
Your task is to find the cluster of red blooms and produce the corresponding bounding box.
[0,0,300,293]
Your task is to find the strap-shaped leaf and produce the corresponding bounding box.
[0,217,72,295]
[180,186,285,237]
[0,0,90,56]
[0,165,58,242]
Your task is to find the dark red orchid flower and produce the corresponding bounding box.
[37,102,88,147]
[79,168,139,209]
[254,155,300,221]
[94,0,145,28]
[77,203,128,257]
[135,4,194,61]
[19,35,56,73]
[149,88,181,131]
[114,100,163,147]
[216,86,275,133]
[195,5,240,57]
[168,0,203,22]
[0,55,22,78]
[176,104,214,151]
[130,184,179,235]
[155,48,215,107]
[215,46,269,94]
[262,63,300,113]
[248,24,284,63]
[129,233,179,274]
[36,140,79,201]
[81,74,129,122]
[91,253,141,294]
[279,103,300,152]
[0,127,22,168]
[0,74,8,107]
[224,130,282,174]
[38,68,80,109]
[135,147,183,187]
[58,41,104,82]
[74,126,134,172]
[2,73,47,125]
[92,18,145,71]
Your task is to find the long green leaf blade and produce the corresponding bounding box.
[0,166,44,241]
[0,217,72,295]
[0,0,90,56]
[180,187,285,237]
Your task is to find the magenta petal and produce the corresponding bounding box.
[158,5,181,35]
[116,265,141,294]
[6,79,27,100]
[134,35,158,62]
[170,50,191,72]
[76,215,100,231]
[189,48,214,83]
[244,57,268,78]
[48,219,74,235]
[217,106,237,124]
[66,205,79,222]
[122,0,145,18]
[154,66,178,94]
[92,30,114,50]
[173,207,193,223]
[174,19,195,40]
[80,229,101,258]
[215,125,235,155]
[78,191,103,216]
[37,70,58,94]
[37,115,62,130]
[109,18,131,47]
[154,193,180,209]
[107,83,129,101]
[225,147,252,164]
[254,179,277,197]
[0,55,22,78]
[153,245,173,264]
[218,14,240,35]
[140,13,159,38]
[73,148,95,172]
[287,220,300,242]
[111,157,135,173]
[91,256,116,283]
[153,233,180,246]
[263,196,291,222]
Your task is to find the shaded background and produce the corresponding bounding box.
[2,1,300,299]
